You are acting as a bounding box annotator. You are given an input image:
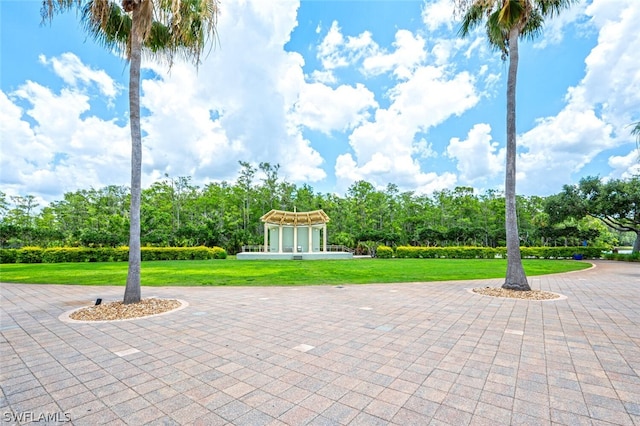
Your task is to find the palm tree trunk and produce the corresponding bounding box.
[124,7,143,304]
[503,28,530,291]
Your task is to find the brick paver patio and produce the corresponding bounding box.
[1,260,639,425]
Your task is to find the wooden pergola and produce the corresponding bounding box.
[260,209,329,253]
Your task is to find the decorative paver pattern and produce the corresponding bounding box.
[1,261,639,425]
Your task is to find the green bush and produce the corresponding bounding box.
[42,247,90,263]
[520,246,604,259]
[111,247,130,262]
[395,246,502,259]
[603,251,639,262]
[394,246,604,260]
[1,246,227,263]
[16,247,43,263]
[140,246,223,261]
[376,245,393,258]
[210,246,227,259]
[0,249,18,263]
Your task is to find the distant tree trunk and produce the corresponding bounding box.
[124,9,143,304]
[633,232,640,254]
[503,28,530,291]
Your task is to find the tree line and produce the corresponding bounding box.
[2,163,637,254]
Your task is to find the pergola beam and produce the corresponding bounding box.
[260,209,330,226]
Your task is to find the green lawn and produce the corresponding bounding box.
[0,258,591,286]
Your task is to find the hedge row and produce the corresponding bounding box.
[0,246,227,264]
[388,246,604,259]
[603,252,640,262]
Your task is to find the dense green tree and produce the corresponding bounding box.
[9,173,635,256]
[42,0,219,303]
[547,176,640,253]
[456,0,578,290]
[0,192,9,219]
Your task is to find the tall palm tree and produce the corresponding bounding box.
[456,0,577,291]
[42,0,219,303]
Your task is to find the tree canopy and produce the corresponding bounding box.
[546,176,640,253]
[3,170,634,254]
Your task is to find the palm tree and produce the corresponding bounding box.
[456,0,577,291]
[42,0,219,303]
[632,121,640,145]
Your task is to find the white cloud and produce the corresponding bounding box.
[317,21,349,71]
[0,82,130,201]
[430,38,468,66]
[314,21,378,83]
[139,0,326,184]
[447,123,503,183]
[388,66,478,130]
[363,30,426,79]
[39,52,119,99]
[533,1,588,49]
[0,0,328,201]
[517,107,614,194]
[336,61,478,193]
[513,0,639,194]
[608,148,640,179]
[335,152,457,195]
[4,0,638,204]
[292,82,377,134]
[422,0,455,32]
[413,138,438,159]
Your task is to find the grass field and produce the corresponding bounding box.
[0,258,591,286]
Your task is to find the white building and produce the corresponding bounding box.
[237,209,352,260]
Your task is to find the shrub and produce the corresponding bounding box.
[393,246,604,260]
[520,246,604,259]
[0,249,18,264]
[3,246,227,263]
[603,251,639,262]
[210,246,227,259]
[140,246,224,261]
[395,246,501,259]
[16,246,44,263]
[42,247,87,263]
[376,245,393,258]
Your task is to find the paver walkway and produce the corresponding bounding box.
[1,260,639,425]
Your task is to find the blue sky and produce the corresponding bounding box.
[1,0,638,207]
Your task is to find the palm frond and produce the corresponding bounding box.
[458,3,487,38]
[497,0,526,29]
[40,0,82,24]
[486,9,509,56]
[457,0,577,61]
[43,0,219,67]
[521,9,544,41]
[81,0,130,53]
[631,121,640,142]
[535,0,580,18]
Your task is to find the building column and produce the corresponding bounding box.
[264,223,268,252]
[323,224,327,252]
[308,226,313,252]
[293,225,298,253]
[278,225,283,253]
